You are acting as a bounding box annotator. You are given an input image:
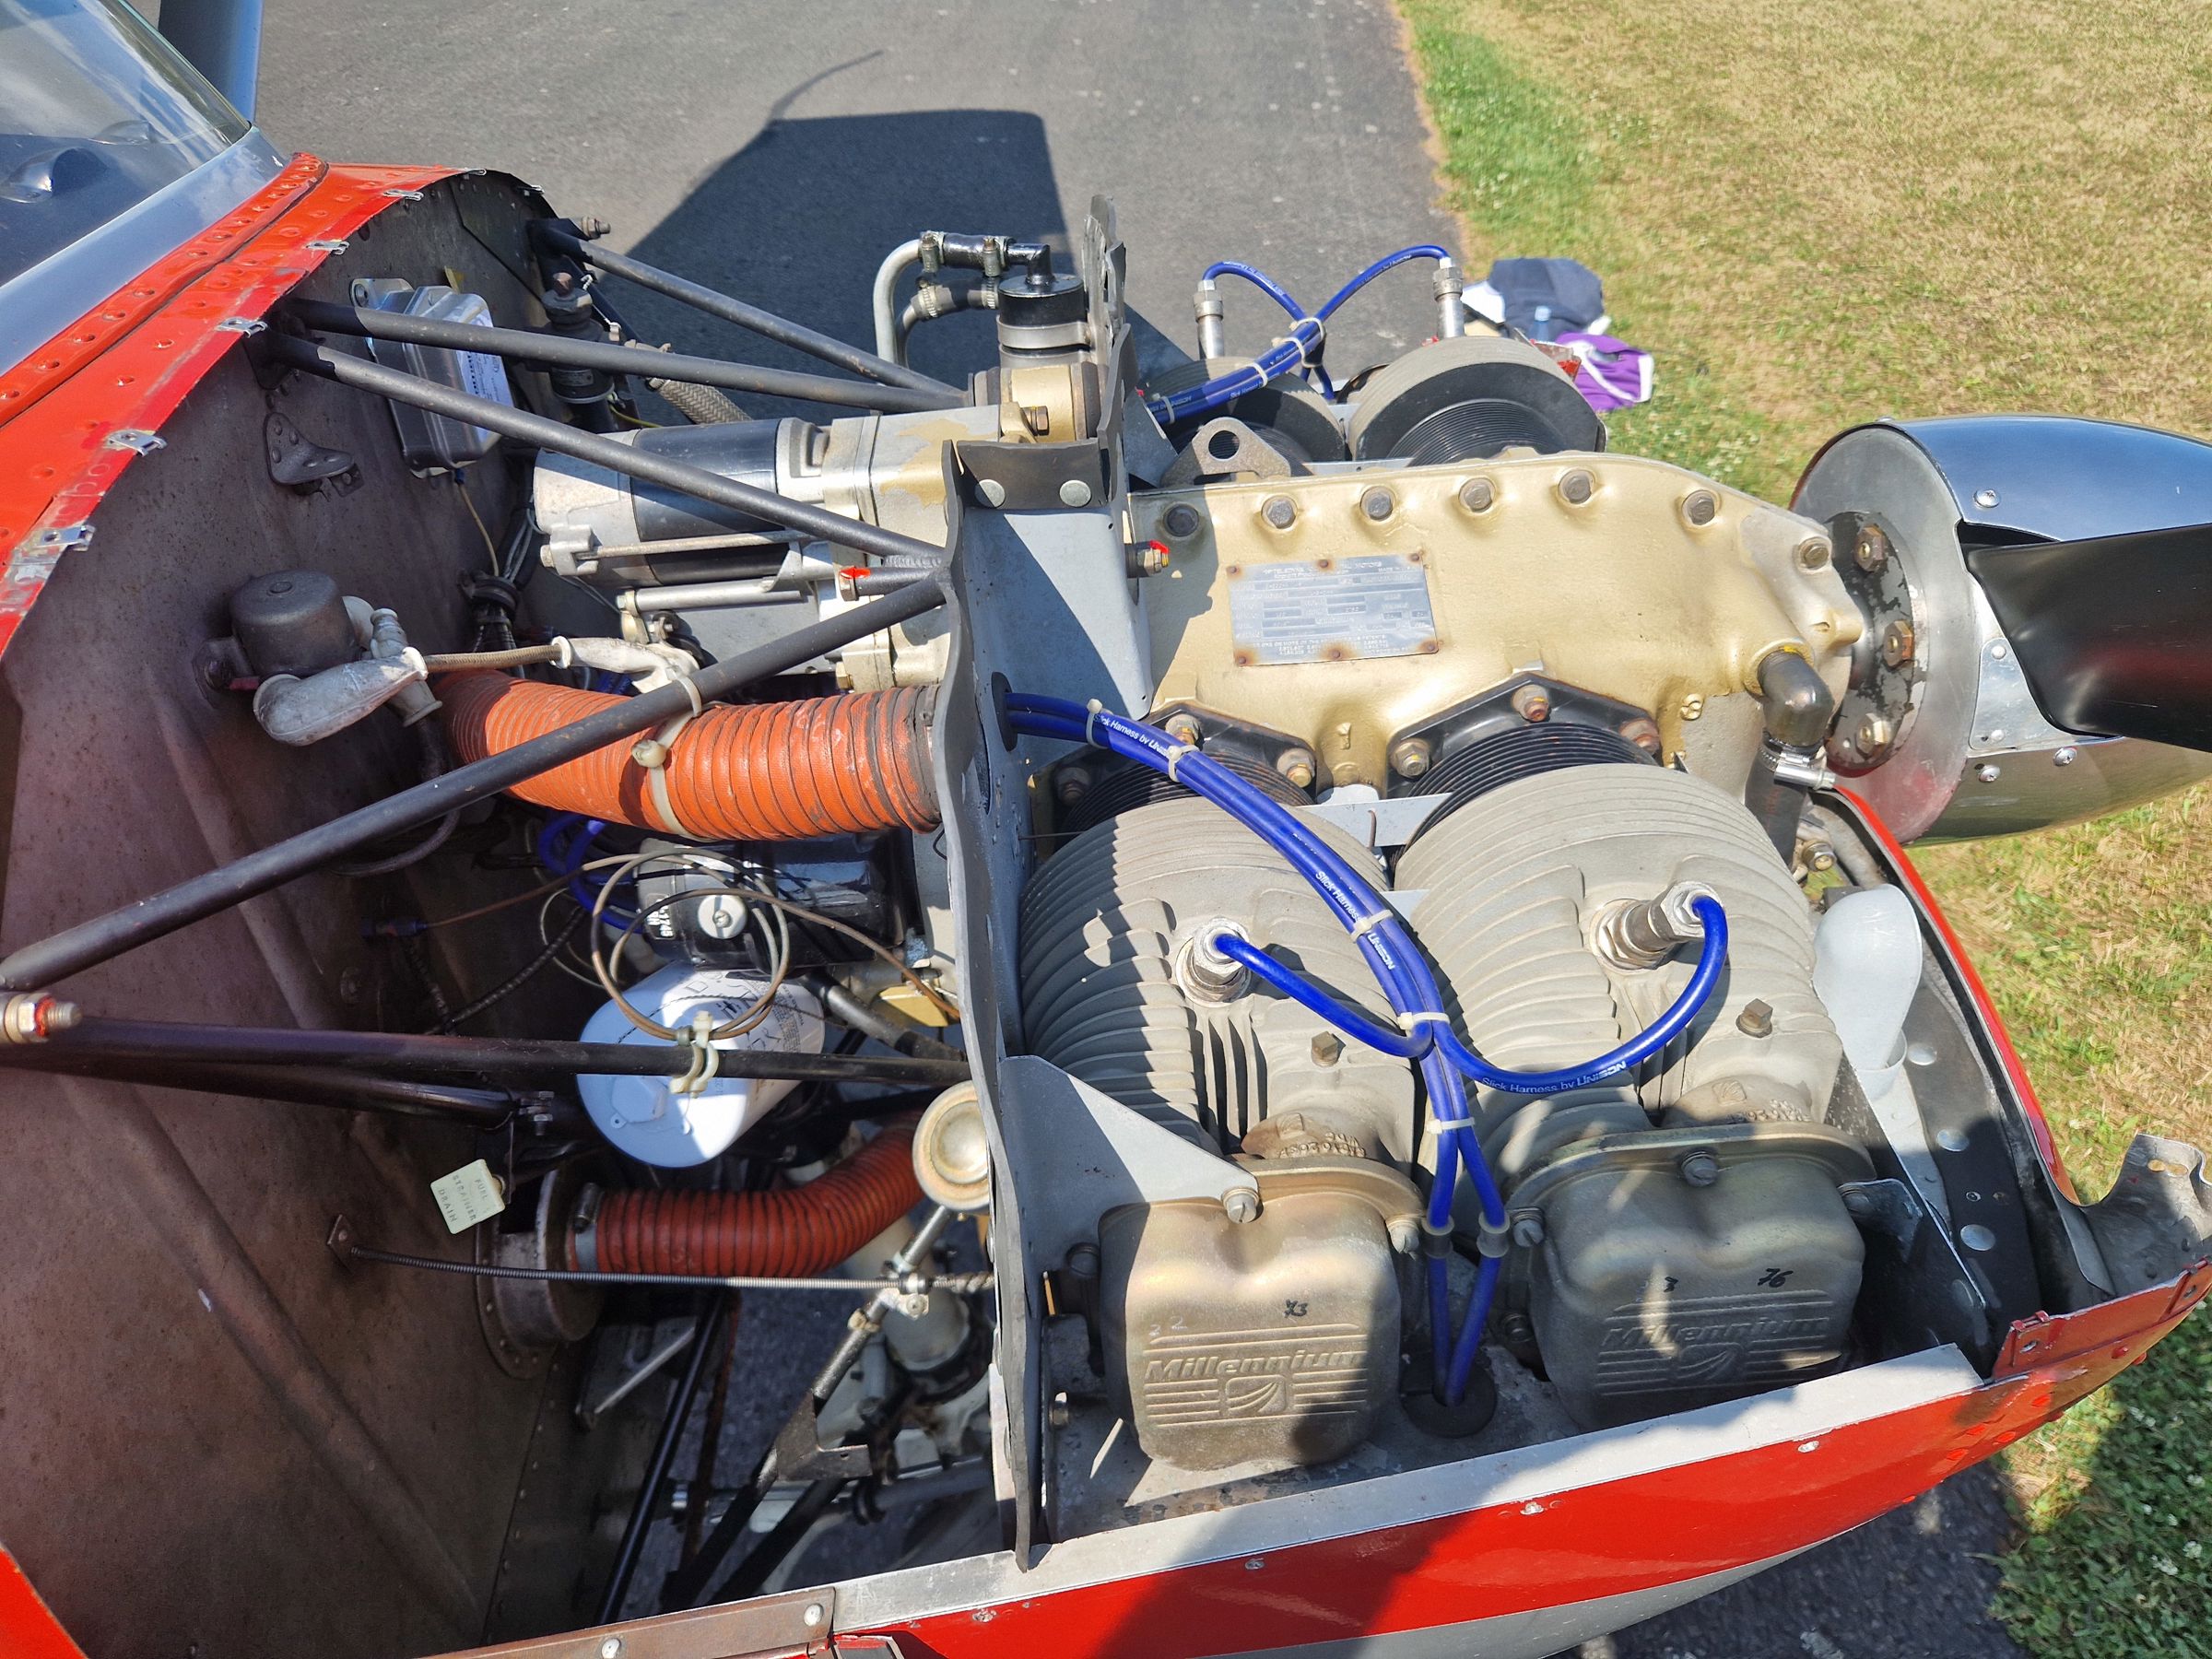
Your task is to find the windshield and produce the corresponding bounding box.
[0,0,249,288]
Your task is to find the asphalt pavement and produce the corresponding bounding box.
[253,4,2026,1650]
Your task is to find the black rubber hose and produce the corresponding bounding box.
[16,1017,971,1087]
[288,300,962,415]
[0,578,945,991]
[537,223,962,398]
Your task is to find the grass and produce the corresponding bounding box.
[1398,4,2212,1651]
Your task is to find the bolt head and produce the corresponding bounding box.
[977,477,1008,508]
[1162,502,1202,538]
[1854,524,1892,571]
[1277,749,1316,791]
[1973,488,2000,510]
[1680,488,1718,527]
[1678,1151,1722,1187]
[1059,477,1095,507]
[1359,486,1395,522]
[1389,735,1432,778]
[802,1603,827,1630]
[1796,536,1831,571]
[1735,998,1776,1039]
[1222,1187,1260,1224]
[2053,745,2077,766]
[1976,762,2002,783]
[1161,713,1204,746]
[1511,684,1551,723]
[1387,1218,1420,1254]
[1310,1031,1344,1066]
[600,1641,623,1659]
[1557,468,1595,506]
[1054,765,1092,806]
[1458,477,1496,513]
[1511,1214,1547,1248]
[1261,493,1297,529]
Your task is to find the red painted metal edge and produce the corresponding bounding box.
[1835,785,2075,1199]
[853,1287,2199,1659]
[0,155,457,660]
[0,1549,88,1659]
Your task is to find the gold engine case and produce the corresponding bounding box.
[1132,455,1864,791]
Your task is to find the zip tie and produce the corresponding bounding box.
[550,637,575,669]
[670,1009,722,1097]
[1165,742,1199,783]
[1348,908,1395,941]
[673,671,705,719]
[1430,1113,1479,1134]
[1084,698,1105,746]
[1401,1010,1452,1030]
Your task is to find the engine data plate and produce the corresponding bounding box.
[1227,553,1438,666]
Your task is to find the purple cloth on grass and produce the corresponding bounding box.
[1557,331,1653,413]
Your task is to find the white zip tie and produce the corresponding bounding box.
[1084,698,1106,746]
[1348,908,1396,941]
[1165,742,1198,783]
[670,1009,722,1097]
[1430,1114,1478,1134]
[1400,1010,1451,1030]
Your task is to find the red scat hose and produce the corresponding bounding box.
[584,1121,922,1277]
[441,674,937,841]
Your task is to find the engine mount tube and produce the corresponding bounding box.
[443,677,939,841]
[288,300,961,415]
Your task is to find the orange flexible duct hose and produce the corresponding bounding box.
[441,674,938,841]
[586,1120,923,1277]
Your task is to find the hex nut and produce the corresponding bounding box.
[1261,493,1298,530]
[1854,524,1892,571]
[1162,502,1203,538]
[1680,488,1718,527]
[1511,684,1551,722]
[1458,477,1496,513]
[1557,468,1595,506]
[1855,712,1894,756]
[1880,619,1915,666]
[1277,748,1316,790]
[1162,712,1204,746]
[1389,735,1433,778]
[1360,486,1395,522]
[1619,717,1662,754]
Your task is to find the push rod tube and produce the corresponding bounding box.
[535,222,962,399]
[18,1017,972,1088]
[0,577,946,991]
[288,300,962,416]
[0,1053,533,1126]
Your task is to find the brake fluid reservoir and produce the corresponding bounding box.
[578,964,824,1167]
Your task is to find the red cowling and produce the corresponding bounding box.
[441,674,938,841]
[588,1121,922,1277]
